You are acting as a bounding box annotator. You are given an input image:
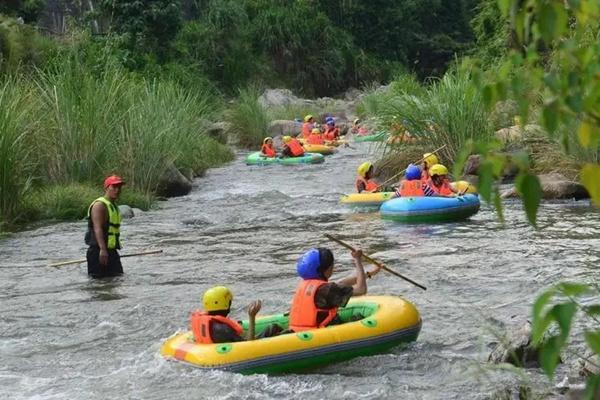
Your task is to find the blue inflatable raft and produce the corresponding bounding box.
[380,194,480,223]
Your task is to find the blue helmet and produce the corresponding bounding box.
[325,116,334,122]
[327,120,335,126]
[405,164,421,180]
[296,249,321,279]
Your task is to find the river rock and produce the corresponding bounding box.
[156,163,193,197]
[268,120,303,137]
[463,154,520,181]
[258,89,301,108]
[500,173,590,200]
[495,125,523,143]
[132,208,144,216]
[204,121,230,144]
[118,205,134,219]
[488,320,541,368]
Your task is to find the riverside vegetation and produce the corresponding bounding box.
[1,1,600,395]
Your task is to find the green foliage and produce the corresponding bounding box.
[0,0,46,23]
[470,0,511,66]
[99,0,183,67]
[0,75,37,226]
[375,70,494,163]
[225,85,269,149]
[25,183,153,221]
[0,15,58,75]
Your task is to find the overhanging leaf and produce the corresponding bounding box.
[532,288,556,343]
[581,163,600,207]
[549,302,577,338]
[558,282,590,297]
[584,330,600,356]
[539,334,563,378]
[516,172,542,226]
[477,161,494,203]
[577,122,600,149]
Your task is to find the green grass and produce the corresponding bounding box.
[378,70,494,164]
[0,76,38,226]
[24,183,154,222]
[224,85,270,148]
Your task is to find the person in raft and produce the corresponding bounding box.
[395,164,425,197]
[190,286,282,343]
[288,248,382,332]
[421,152,439,182]
[323,119,340,141]
[423,164,459,197]
[355,162,379,193]
[84,175,125,278]
[307,127,325,145]
[261,137,276,157]
[302,115,315,139]
[281,135,305,157]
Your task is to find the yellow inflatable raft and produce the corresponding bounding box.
[339,192,397,208]
[450,180,478,194]
[302,143,336,155]
[160,295,421,374]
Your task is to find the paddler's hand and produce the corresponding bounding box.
[247,300,262,318]
[99,249,109,266]
[351,249,363,261]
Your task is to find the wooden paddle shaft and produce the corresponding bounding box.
[48,249,163,267]
[324,234,427,291]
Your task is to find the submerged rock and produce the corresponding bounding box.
[501,173,589,200]
[156,163,193,197]
[118,205,134,219]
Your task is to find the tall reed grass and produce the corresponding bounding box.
[225,85,269,148]
[379,71,494,163]
[0,77,38,225]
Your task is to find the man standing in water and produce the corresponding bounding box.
[85,175,124,278]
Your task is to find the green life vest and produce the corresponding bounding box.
[86,197,121,250]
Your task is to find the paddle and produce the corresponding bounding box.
[48,249,163,267]
[324,234,427,291]
[373,144,447,191]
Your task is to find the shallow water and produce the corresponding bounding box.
[1,144,599,400]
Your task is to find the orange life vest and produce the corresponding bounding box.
[286,138,305,156]
[289,279,338,332]
[261,144,276,157]
[355,176,378,193]
[307,134,324,145]
[426,177,453,196]
[190,310,244,344]
[398,179,424,197]
[324,127,339,141]
[302,122,313,139]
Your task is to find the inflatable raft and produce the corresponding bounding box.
[160,295,421,374]
[302,144,336,155]
[380,194,480,223]
[354,132,386,142]
[340,192,396,208]
[246,152,324,166]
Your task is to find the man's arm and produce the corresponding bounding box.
[91,202,108,266]
[335,250,367,296]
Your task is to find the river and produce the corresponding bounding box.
[1,144,599,400]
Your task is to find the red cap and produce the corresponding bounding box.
[103,175,125,189]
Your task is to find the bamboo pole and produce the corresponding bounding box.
[48,249,163,267]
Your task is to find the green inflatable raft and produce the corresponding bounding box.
[354,131,387,143]
[246,152,324,166]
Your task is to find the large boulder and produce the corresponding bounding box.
[203,121,230,144]
[156,163,193,197]
[488,320,541,368]
[463,154,521,181]
[495,125,523,143]
[118,205,134,219]
[268,120,303,137]
[501,173,589,200]
[258,89,301,108]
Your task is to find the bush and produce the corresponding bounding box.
[224,85,269,148]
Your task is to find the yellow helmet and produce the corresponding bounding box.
[430,164,448,177]
[357,162,373,178]
[304,114,314,122]
[263,136,273,144]
[311,128,321,134]
[202,286,233,312]
[423,153,439,167]
[282,135,292,143]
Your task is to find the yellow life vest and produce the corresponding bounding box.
[86,197,121,249]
